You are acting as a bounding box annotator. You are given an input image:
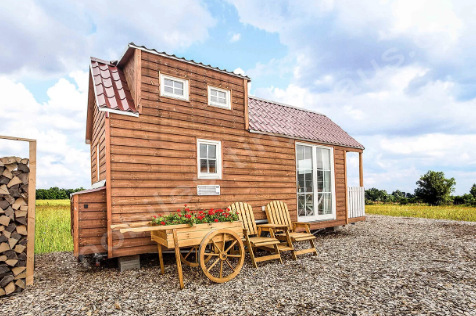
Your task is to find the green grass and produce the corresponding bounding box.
[366,204,476,222]
[35,199,73,254]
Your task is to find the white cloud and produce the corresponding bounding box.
[0,0,216,78]
[0,72,90,189]
[230,33,241,42]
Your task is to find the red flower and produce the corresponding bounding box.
[177,209,181,212]
[153,216,156,219]
[184,204,187,207]
[185,208,190,212]
[160,221,165,225]
[214,219,219,222]
[178,214,182,217]
[208,210,214,215]
[199,211,203,214]
[227,208,230,211]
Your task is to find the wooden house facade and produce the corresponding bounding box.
[71,43,366,259]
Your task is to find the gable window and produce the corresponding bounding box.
[208,86,231,109]
[197,139,222,179]
[160,74,189,101]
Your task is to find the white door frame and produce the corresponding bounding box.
[295,142,337,222]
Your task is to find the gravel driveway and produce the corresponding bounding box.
[1,215,475,315]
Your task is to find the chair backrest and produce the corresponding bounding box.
[265,201,293,231]
[229,202,258,236]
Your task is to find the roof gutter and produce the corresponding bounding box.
[248,129,365,151]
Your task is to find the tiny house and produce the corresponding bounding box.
[71,43,365,259]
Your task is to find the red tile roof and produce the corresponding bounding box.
[248,96,364,150]
[90,57,137,113]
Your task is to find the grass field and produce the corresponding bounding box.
[32,200,476,254]
[35,199,73,254]
[366,204,476,222]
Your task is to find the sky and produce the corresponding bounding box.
[0,0,475,195]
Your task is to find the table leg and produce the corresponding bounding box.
[172,229,184,289]
[157,244,165,275]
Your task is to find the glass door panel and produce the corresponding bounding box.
[296,145,314,218]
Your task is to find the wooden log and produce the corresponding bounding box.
[0,157,16,165]
[4,195,14,205]
[5,206,14,219]
[14,245,25,253]
[5,224,15,233]
[8,184,20,198]
[2,169,12,179]
[0,236,6,243]
[0,176,8,185]
[0,274,13,287]
[15,279,25,289]
[16,210,27,217]
[4,250,16,260]
[0,199,9,210]
[15,217,27,225]
[15,225,27,235]
[8,238,18,249]
[17,164,29,173]
[14,272,26,280]
[11,266,25,276]
[20,159,28,165]
[4,163,17,172]
[0,226,3,232]
[4,281,15,295]
[20,184,28,193]
[5,259,18,267]
[0,185,9,195]
[2,231,10,238]
[0,255,5,262]
[0,287,4,296]
[17,253,26,261]
[0,264,8,274]
[0,215,10,226]
[7,177,21,188]
[12,197,26,210]
[18,173,28,184]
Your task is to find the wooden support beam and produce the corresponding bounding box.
[359,152,364,187]
[344,151,348,225]
[105,115,113,258]
[26,140,36,286]
[135,49,142,113]
[243,79,249,131]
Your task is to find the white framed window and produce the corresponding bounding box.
[160,73,189,101]
[197,139,222,179]
[296,142,336,222]
[208,86,231,109]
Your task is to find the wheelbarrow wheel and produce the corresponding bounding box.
[180,246,213,267]
[199,228,245,283]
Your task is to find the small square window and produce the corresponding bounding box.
[160,74,189,101]
[208,86,231,109]
[197,139,222,179]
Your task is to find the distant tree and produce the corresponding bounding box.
[391,190,406,202]
[414,171,455,205]
[470,184,476,198]
[36,187,85,200]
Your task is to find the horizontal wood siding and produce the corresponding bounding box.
[74,189,108,256]
[106,50,353,257]
[91,104,106,184]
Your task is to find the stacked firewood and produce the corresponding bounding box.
[0,157,29,296]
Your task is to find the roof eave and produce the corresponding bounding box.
[248,129,365,151]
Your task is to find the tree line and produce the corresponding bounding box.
[36,187,85,200]
[365,171,476,206]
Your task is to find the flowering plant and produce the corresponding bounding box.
[151,204,240,226]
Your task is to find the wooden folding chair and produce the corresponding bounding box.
[265,201,318,260]
[229,202,284,268]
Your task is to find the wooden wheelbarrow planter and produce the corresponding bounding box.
[115,221,245,289]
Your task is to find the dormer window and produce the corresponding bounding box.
[160,74,189,101]
[208,86,231,109]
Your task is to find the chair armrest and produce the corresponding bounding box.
[292,222,311,233]
[257,224,288,229]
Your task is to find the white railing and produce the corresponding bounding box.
[348,186,365,218]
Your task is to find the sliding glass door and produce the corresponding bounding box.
[296,143,336,221]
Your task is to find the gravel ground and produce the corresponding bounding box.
[1,215,475,316]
